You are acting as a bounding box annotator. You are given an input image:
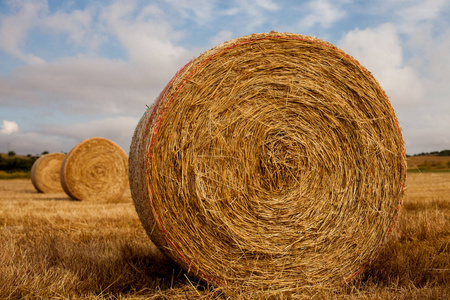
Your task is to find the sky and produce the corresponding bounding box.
[0,0,449,156]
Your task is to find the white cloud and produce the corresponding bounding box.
[1,120,19,135]
[1,131,72,155]
[401,111,450,154]
[396,0,448,32]
[0,55,178,117]
[0,0,197,157]
[338,23,424,106]
[428,29,450,82]
[1,116,138,155]
[164,0,217,25]
[251,0,279,11]
[222,0,279,31]
[43,116,138,152]
[0,1,194,117]
[161,0,280,31]
[339,21,450,154]
[363,0,449,35]
[299,0,345,29]
[99,2,190,67]
[0,0,190,67]
[406,28,450,154]
[39,6,100,49]
[0,0,46,64]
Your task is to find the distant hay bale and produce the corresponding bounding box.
[31,152,65,193]
[129,32,406,292]
[61,137,128,201]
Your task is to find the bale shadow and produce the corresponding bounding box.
[32,196,72,201]
[32,233,201,297]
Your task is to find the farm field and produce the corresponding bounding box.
[0,173,449,299]
[407,155,450,172]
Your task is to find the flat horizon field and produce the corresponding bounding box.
[0,173,449,299]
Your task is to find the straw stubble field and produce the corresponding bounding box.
[0,173,449,299]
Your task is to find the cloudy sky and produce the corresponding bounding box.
[0,0,449,156]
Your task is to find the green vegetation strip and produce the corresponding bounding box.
[407,169,450,173]
[0,170,31,179]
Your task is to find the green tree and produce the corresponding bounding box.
[438,149,450,156]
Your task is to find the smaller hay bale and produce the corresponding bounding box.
[60,137,128,201]
[31,152,66,193]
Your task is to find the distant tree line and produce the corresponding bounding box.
[410,149,450,157]
[0,151,47,173]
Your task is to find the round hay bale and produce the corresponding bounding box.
[129,32,406,292]
[61,137,128,201]
[31,152,66,193]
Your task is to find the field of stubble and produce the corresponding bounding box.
[0,173,449,299]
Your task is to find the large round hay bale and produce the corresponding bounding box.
[129,32,406,292]
[61,137,128,201]
[31,152,66,193]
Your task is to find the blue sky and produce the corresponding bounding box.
[0,0,449,155]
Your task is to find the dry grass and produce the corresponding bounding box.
[0,180,182,299]
[351,173,450,299]
[0,173,448,299]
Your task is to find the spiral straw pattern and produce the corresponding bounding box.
[31,152,65,193]
[61,137,128,201]
[129,32,406,293]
